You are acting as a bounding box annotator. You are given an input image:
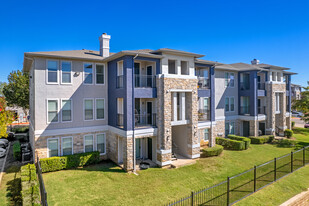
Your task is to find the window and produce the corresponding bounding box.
[61,61,71,84]
[168,60,176,74]
[225,122,235,136]
[225,98,229,112]
[96,134,106,154]
[61,100,72,122]
[272,72,276,81]
[204,129,209,141]
[84,63,93,84]
[47,138,59,157]
[48,100,58,123]
[117,98,124,126]
[117,61,124,88]
[62,137,73,156]
[225,122,229,136]
[96,99,104,120]
[225,73,229,87]
[84,135,94,152]
[277,72,282,82]
[229,73,235,87]
[276,93,280,113]
[84,99,94,120]
[47,60,58,83]
[230,122,235,134]
[96,64,104,84]
[181,61,189,75]
[230,97,235,112]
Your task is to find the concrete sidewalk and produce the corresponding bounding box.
[280,188,309,206]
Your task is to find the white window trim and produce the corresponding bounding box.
[230,97,235,112]
[47,137,60,158]
[46,98,59,124]
[225,97,230,112]
[84,98,94,121]
[46,59,59,85]
[95,63,106,85]
[203,128,209,142]
[83,62,94,85]
[61,98,73,123]
[95,98,105,120]
[96,133,106,155]
[180,60,189,75]
[84,134,94,153]
[60,60,73,85]
[229,73,235,88]
[117,61,124,76]
[61,136,73,156]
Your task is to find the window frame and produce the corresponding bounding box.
[96,133,106,155]
[47,137,60,158]
[225,97,230,112]
[230,97,235,112]
[83,62,94,85]
[84,98,94,121]
[117,61,124,76]
[95,98,105,120]
[229,73,235,87]
[46,59,59,84]
[225,72,235,88]
[61,136,73,156]
[95,63,105,85]
[47,99,59,124]
[60,61,72,84]
[203,128,209,141]
[84,134,94,153]
[61,98,73,123]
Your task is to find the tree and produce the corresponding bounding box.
[0,81,5,96]
[0,97,14,137]
[3,70,29,115]
[292,81,309,123]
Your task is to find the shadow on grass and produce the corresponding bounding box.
[5,166,22,206]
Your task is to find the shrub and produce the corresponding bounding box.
[13,142,21,161]
[12,126,29,133]
[216,137,245,150]
[249,135,274,144]
[228,135,251,150]
[284,129,294,139]
[21,164,40,206]
[268,135,275,143]
[40,151,100,173]
[277,139,296,148]
[201,145,224,157]
[292,121,295,128]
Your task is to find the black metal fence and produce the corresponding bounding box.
[36,157,48,206]
[166,146,309,206]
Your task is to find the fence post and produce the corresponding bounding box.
[274,158,277,181]
[291,152,293,173]
[254,166,256,192]
[227,177,230,206]
[303,147,306,166]
[191,191,194,206]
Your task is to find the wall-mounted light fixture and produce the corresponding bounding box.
[74,72,80,77]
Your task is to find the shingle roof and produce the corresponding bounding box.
[150,48,204,58]
[256,63,290,70]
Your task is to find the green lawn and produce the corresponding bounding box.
[293,127,309,146]
[43,144,293,206]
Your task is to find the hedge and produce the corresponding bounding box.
[201,145,224,157]
[12,126,29,133]
[228,135,251,150]
[284,129,293,138]
[277,139,297,148]
[40,151,100,173]
[21,164,40,206]
[216,137,245,150]
[13,142,21,161]
[249,135,274,144]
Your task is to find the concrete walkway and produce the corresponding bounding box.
[280,188,309,206]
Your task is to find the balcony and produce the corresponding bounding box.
[198,109,210,121]
[240,82,250,90]
[135,113,156,128]
[240,106,250,115]
[258,106,266,115]
[258,82,265,90]
[116,75,124,88]
[117,114,124,127]
[135,75,156,88]
[197,77,210,89]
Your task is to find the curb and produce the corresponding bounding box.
[0,142,11,186]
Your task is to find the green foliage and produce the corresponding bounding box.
[40,151,100,173]
[2,70,29,113]
[284,129,294,138]
[216,137,245,150]
[291,121,295,128]
[13,142,21,160]
[228,135,251,149]
[292,82,309,123]
[20,164,40,206]
[249,135,274,144]
[12,126,29,133]
[0,97,14,137]
[0,81,5,96]
[277,139,297,148]
[201,145,224,157]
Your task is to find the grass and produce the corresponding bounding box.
[43,144,293,206]
[0,165,22,206]
[293,127,309,146]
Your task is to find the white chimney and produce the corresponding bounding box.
[99,33,111,57]
[251,59,260,65]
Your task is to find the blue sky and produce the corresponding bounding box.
[0,0,308,86]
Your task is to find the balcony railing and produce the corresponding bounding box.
[258,82,265,90]
[240,106,250,115]
[134,75,156,88]
[117,114,124,127]
[197,77,210,89]
[135,113,156,127]
[116,75,124,88]
[240,82,250,90]
[258,106,266,115]
[198,109,210,121]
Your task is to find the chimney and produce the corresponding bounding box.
[99,33,111,57]
[251,59,260,65]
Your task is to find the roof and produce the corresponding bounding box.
[228,63,267,71]
[291,83,302,87]
[256,63,290,70]
[195,59,223,66]
[150,48,204,58]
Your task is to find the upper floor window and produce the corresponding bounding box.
[168,60,176,74]
[181,61,189,75]
[275,93,280,113]
[47,60,58,83]
[225,97,235,112]
[61,99,72,122]
[96,64,104,84]
[48,99,58,123]
[225,72,235,87]
[117,61,124,88]
[84,99,94,120]
[117,98,124,127]
[225,97,229,112]
[61,61,72,84]
[96,99,105,120]
[84,63,93,84]
[240,73,250,90]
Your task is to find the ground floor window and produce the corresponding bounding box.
[204,128,209,141]
[96,133,106,154]
[47,138,59,157]
[84,135,94,152]
[62,137,73,156]
[225,121,235,136]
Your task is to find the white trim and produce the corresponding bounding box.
[171,120,190,126]
[158,74,197,79]
[47,137,60,158]
[197,121,216,128]
[60,60,73,85]
[117,60,124,76]
[96,133,106,155]
[188,154,200,159]
[169,89,193,92]
[83,62,94,85]
[95,98,105,120]
[156,160,171,166]
[83,134,94,153]
[109,125,157,138]
[61,136,73,156]
[83,98,94,121]
[46,59,59,85]
[188,143,200,148]
[95,63,106,85]
[61,98,73,123]
[156,149,171,154]
[46,98,59,124]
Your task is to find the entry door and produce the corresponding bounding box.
[134,63,140,87]
[147,102,153,125]
[147,138,152,160]
[146,66,153,87]
[259,122,265,135]
[136,139,141,159]
[243,121,250,137]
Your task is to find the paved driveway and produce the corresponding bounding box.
[292,117,305,128]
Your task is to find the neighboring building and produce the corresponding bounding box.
[291,84,302,102]
[22,34,296,171]
[6,106,29,123]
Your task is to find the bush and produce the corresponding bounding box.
[12,126,29,133]
[277,139,296,148]
[216,137,245,150]
[249,135,274,144]
[21,164,40,206]
[228,135,251,150]
[40,151,100,173]
[292,121,295,128]
[284,129,294,138]
[13,142,21,161]
[201,145,224,157]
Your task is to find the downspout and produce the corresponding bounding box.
[132,54,139,173]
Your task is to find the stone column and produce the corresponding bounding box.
[249,120,258,137]
[123,136,134,171]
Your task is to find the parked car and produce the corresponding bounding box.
[305,123,309,128]
[0,138,9,147]
[292,111,304,117]
[0,147,6,158]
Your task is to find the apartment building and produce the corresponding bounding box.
[291,84,302,102]
[23,33,296,171]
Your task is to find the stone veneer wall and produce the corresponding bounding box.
[212,120,225,139]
